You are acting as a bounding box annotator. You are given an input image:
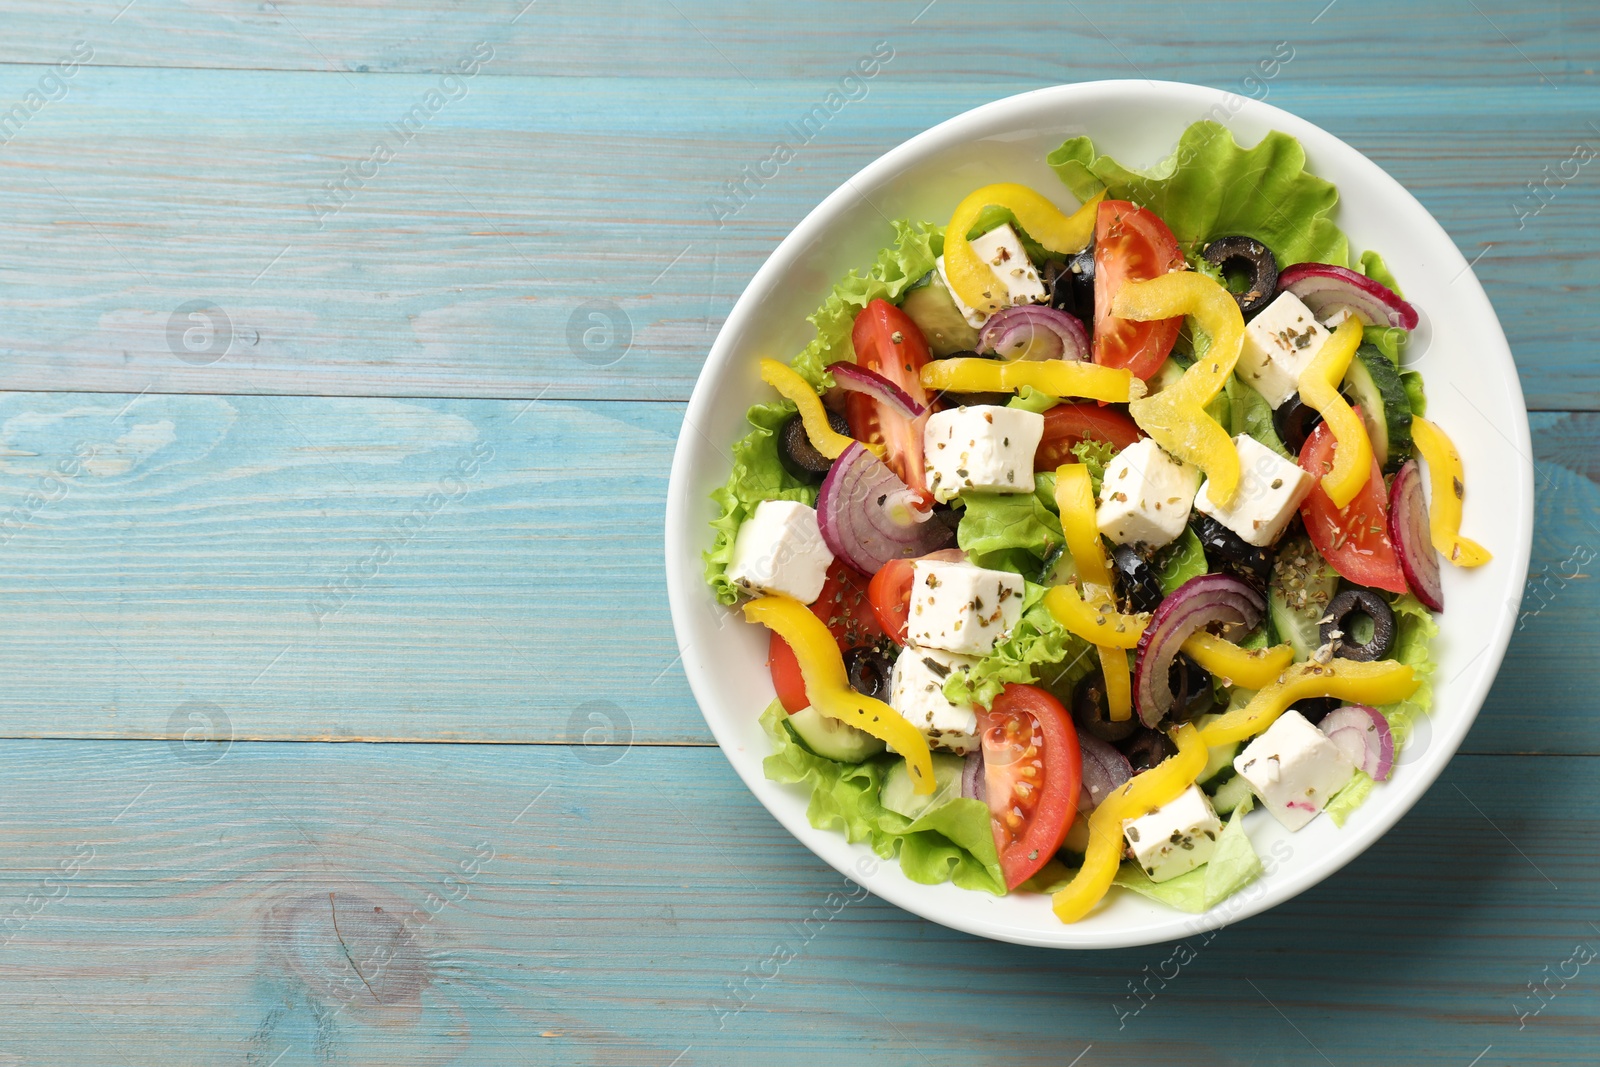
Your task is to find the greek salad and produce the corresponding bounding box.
[703,121,1490,922]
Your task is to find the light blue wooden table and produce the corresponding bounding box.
[0,2,1595,1063]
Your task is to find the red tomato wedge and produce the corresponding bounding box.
[1092,200,1185,380]
[767,631,809,713]
[1032,402,1144,471]
[980,684,1082,891]
[766,560,887,712]
[1298,418,1409,594]
[867,558,915,647]
[848,299,934,504]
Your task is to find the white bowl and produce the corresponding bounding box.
[663,80,1533,949]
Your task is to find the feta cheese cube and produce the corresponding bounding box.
[1122,784,1225,883]
[934,222,1048,327]
[889,645,981,754]
[1233,710,1357,831]
[725,499,834,604]
[1239,291,1337,408]
[907,559,1025,657]
[1095,439,1198,549]
[1193,434,1313,548]
[923,404,1044,504]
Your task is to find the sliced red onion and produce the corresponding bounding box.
[1076,733,1133,810]
[826,360,926,418]
[1132,574,1266,728]
[1277,262,1420,331]
[1319,704,1395,781]
[977,305,1090,362]
[817,442,954,575]
[1389,458,1443,612]
[961,750,985,804]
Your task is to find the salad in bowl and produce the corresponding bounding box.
[697,116,1496,927]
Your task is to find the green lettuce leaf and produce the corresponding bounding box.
[1359,249,1403,295]
[1360,300,1427,416]
[1401,371,1427,417]
[1111,804,1262,912]
[1225,375,1289,457]
[704,220,940,601]
[1047,121,1348,267]
[1364,323,1401,364]
[1156,527,1208,594]
[759,701,1005,894]
[791,219,942,387]
[944,588,1093,710]
[957,490,1064,575]
[1326,770,1374,828]
[1008,385,1061,414]
[1071,437,1116,498]
[1381,594,1440,751]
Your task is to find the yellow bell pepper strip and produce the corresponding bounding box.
[920,357,1141,404]
[1097,645,1134,725]
[1295,316,1371,509]
[944,184,1104,314]
[744,595,936,794]
[1179,633,1295,690]
[1043,584,1147,649]
[1116,272,1246,506]
[1411,416,1493,568]
[759,358,857,460]
[1053,464,1113,590]
[1051,464,1136,722]
[1198,658,1419,747]
[1052,722,1207,923]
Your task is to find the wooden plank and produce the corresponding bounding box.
[0,741,1592,1064]
[0,396,1587,757]
[0,66,1595,406]
[0,392,694,743]
[0,0,1589,85]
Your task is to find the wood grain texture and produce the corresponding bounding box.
[0,0,1590,85]
[0,392,686,743]
[0,70,1593,405]
[0,2,1595,1061]
[0,395,1591,757]
[0,742,1593,1066]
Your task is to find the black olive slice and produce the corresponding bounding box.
[1118,727,1176,774]
[1191,514,1275,591]
[1274,393,1325,454]
[843,646,895,701]
[1291,697,1343,726]
[776,409,850,482]
[1202,235,1280,318]
[1047,247,1096,324]
[1112,544,1166,614]
[1318,588,1396,661]
[1166,653,1214,722]
[1072,671,1138,743]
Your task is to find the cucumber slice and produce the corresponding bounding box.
[787,706,886,763]
[1268,535,1340,660]
[1342,343,1413,469]
[1194,714,1241,786]
[1147,356,1189,396]
[881,752,968,820]
[900,271,981,356]
[1209,773,1255,816]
